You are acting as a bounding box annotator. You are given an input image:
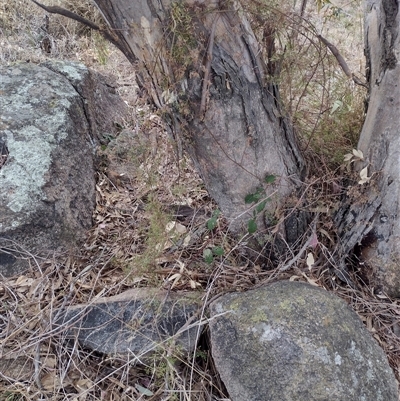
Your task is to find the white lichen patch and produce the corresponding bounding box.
[44,60,87,82]
[252,323,282,342]
[0,63,83,227]
[3,126,52,214]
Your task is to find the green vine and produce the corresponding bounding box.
[245,175,276,234]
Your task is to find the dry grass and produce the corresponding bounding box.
[246,0,366,166]
[1,0,399,399]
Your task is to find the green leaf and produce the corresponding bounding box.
[212,246,224,256]
[254,189,263,201]
[207,217,217,230]
[256,200,267,213]
[212,209,220,218]
[245,188,265,204]
[203,248,214,264]
[248,219,257,234]
[253,194,261,202]
[245,193,257,204]
[207,209,220,229]
[264,175,276,184]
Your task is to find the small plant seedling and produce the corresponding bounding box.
[204,210,225,263]
[256,200,268,213]
[195,349,208,360]
[206,209,220,230]
[244,176,275,234]
[264,174,276,184]
[212,246,224,256]
[203,246,224,264]
[244,187,265,204]
[203,248,214,264]
[248,218,257,234]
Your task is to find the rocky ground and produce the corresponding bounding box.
[0,1,399,400]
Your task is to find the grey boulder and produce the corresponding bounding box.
[0,61,127,276]
[54,288,204,363]
[209,280,398,401]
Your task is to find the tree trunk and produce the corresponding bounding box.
[335,0,400,297]
[93,0,305,233]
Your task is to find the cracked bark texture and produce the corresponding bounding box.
[93,0,305,232]
[336,0,400,297]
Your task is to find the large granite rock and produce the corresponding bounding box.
[54,288,204,362]
[0,61,127,276]
[209,281,398,401]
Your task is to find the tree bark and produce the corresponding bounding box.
[92,0,305,233]
[336,0,400,297]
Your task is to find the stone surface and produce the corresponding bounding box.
[54,288,204,362]
[209,280,398,401]
[0,61,127,276]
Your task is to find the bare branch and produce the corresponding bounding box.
[318,34,368,88]
[30,0,101,31]
[29,0,137,64]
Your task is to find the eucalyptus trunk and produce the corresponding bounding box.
[93,0,305,234]
[335,0,400,296]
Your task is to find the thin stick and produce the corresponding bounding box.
[30,0,101,31]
